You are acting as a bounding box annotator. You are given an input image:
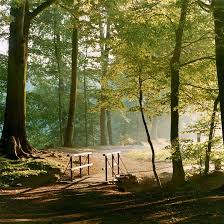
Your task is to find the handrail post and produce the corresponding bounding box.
[112,154,114,177]
[79,155,82,177]
[117,153,120,175]
[87,154,90,175]
[70,156,73,181]
[105,155,108,182]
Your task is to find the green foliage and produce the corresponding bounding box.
[175,137,222,174]
[0,0,221,153]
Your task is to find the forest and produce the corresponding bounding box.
[1,0,224,223]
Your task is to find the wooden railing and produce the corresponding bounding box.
[70,152,93,181]
[103,151,121,182]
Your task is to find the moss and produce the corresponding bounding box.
[0,156,62,188]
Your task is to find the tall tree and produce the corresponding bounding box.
[64,23,79,147]
[106,110,113,145]
[99,15,111,145]
[0,0,56,159]
[212,0,224,144]
[53,9,66,146]
[138,76,162,188]
[170,0,189,186]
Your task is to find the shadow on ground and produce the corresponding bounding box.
[1,182,224,224]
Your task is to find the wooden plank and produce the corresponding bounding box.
[103,151,121,156]
[72,152,92,157]
[71,163,93,170]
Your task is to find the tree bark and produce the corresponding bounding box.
[138,77,162,189]
[64,24,78,147]
[213,0,224,144]
[204,95,219,175]
[170,0,188,186]
[106,110,113,145]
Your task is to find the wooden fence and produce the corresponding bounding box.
[103,151,121,181]
[69,152,93,181]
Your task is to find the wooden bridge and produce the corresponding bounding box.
[62,151,128,183]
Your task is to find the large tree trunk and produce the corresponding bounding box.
[64,24,78,147]
[170,0,189,186]
[106,110,113,145]
[0,0,56,159]
[204,95,219,175]
[213,0,224,144]
[0,1,32,159]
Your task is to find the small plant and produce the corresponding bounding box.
[168,137,223,175]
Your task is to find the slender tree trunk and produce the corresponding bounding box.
[83,46,88,147]
[53,14,65,146]
[170,0,188,186]
[99,16,111,145]
[100,108,107,145]
[106,110,113,145]
[64,24,78,147]
[204,95,219,175]
[91,115,95,146]
[213,0,224,144]
[138,77,162,189]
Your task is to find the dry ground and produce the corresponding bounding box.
[1,141,224,223]
[1,181,224,223]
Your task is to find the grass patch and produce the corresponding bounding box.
[126,148,171,162]
[0,157,62,188]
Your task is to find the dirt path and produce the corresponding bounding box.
[48,141,172,183]
[1,182,224,223]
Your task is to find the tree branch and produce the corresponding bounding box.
[197,0,211,12]
[182,31,213,49]
[29,0,57,21]
[180,55,215,67]
[58,3,78,19]
[182,82,218,91]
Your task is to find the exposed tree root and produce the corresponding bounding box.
[0,136,36,160]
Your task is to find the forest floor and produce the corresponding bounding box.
[1,140,224,223]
